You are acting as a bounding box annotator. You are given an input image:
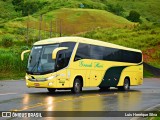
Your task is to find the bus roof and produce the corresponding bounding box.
[34,36,141,53]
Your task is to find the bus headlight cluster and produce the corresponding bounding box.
[46,75,56,80]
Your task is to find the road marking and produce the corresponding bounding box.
[0,93,17,96]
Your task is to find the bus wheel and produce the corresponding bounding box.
[71,78,82,94]
[47,88,56,93]
[118,78,130,91]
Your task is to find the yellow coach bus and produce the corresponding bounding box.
[21,37,143,93]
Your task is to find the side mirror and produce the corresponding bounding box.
[52,47,68,59]
[21,50,31,61]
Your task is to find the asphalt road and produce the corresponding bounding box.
[0,78,160,119]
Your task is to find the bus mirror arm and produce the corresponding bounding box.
[52,47,68,59]
[74,57,82,61]
[21,50,31,61]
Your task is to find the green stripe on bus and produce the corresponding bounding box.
[99,66,127,87]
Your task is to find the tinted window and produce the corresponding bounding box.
[103,47,142,63]
[75,43,142,63]
[60,42,75,50]
[90,45,104,60]
[103,47,118,61]
[90,45,142,63]
[75,43,90,60]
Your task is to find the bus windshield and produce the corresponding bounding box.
[27,44,59,74]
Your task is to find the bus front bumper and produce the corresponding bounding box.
[26,79,56,88]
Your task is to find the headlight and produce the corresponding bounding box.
[46,75,56,80]
[48,82,53,86]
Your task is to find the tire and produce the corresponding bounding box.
[118,78,130,91]
[71,78,82,94]
[47,88,56,93]
[99,86,110,91]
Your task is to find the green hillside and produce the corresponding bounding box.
[0,0,19,22]
[1,0,160,22]
[0,8,134,37]
[105,0,160,22]
[0,0,160,79]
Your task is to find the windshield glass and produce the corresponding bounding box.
[27,44,59,74]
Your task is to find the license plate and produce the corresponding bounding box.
[34,83,40,87]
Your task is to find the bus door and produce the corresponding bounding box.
[55,50,68,88]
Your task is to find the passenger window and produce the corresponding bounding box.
[90,45,104,60]
[75,43,90,61]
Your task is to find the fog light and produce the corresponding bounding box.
[26,83,28,86]
[48,82,53,86]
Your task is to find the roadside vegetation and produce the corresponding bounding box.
[0,0,160,79]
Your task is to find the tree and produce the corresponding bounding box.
[12,0,47,16]
[22,1,47,16]
[12,0,24,12]
[127,10,140,22]
[107,4,124,16]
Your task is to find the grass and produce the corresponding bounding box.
[0,48,28,80]
[22,0,160,23]
[1,0,160,22]
[148,117,160,120]
[0,72,25,80]
[0,8,135,49]
[105,0,160,22]
[143,69,154,78]
[0,8,134,37]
